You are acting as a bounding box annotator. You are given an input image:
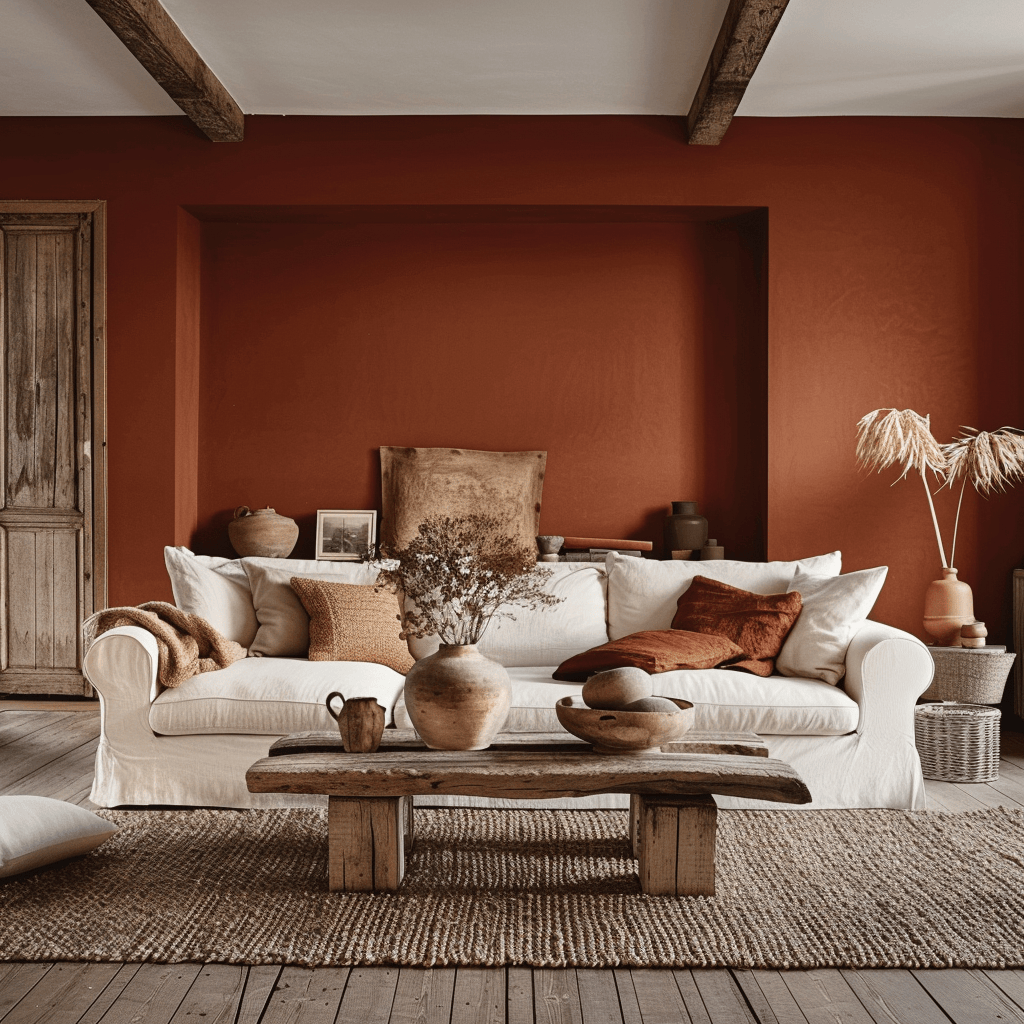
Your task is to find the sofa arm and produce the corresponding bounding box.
[844,620,934,737]
[83,625,161,710]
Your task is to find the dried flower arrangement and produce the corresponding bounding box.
[856,408,1024,568]
[373,513,563,645]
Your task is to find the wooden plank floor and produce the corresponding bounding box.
[2,706,1024,1024]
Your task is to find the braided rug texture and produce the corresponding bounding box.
[1,806,1023,968]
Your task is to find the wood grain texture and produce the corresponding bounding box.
[840,968,949,1024]
[82,0,244,142]
[574,970,621,1024]
[260,966,349,1024]
[508,967,535,1024]
[328,795,405,891]
[249,750,810,804]
[451,968,505,1024]
[337,966,399,1024]
[534,969,583,1024]
[913,969,1024,1024]
[269,729,769,758]
[390,967,456,1024]
[687,0,790,145]
[636,794,717,896]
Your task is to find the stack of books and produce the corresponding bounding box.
[556,536,652,563]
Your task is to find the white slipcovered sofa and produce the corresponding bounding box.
[83,547,933,811]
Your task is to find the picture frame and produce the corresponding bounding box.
[315,510,377,561]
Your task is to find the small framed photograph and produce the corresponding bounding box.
[315,510,377,561]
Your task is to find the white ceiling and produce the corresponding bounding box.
[1,0,1022,119]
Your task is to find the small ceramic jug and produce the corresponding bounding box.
[326,693,386,753]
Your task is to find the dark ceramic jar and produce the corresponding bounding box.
[663,501,708,557]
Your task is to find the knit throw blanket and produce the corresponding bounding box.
[84,603,247,688]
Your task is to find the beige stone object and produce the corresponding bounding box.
[582,666,653,709]
[402,644,511,750]
[228,506,299,558]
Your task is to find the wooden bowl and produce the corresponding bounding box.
[555,695,695,754]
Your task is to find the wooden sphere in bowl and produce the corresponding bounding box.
[555,695,695,754]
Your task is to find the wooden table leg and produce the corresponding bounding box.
[328,795,405,892]
[404,794,415,853]
[635,793,717,896]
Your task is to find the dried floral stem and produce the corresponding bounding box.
[949,477,967,570]
[921,473,948,569]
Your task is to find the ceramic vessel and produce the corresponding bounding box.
[536,535,564,563]
[663,501,708,559]
[923,568,975,647]
[555,695,694,754]
[228,506,299,558]
[701,538,725,560]
[960,621,988,649]
[403,644,512,750]
[326,692,385,753]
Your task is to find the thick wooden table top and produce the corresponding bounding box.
[247,729,810,805]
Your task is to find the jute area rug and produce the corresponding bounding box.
[2,806,1023,969]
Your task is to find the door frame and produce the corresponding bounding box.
[0,200,108,614]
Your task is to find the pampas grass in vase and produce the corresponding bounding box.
[856,408,969,646]
[857,410,1024,646]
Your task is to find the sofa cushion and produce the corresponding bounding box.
[164,547,257,647]
[777,567,888,685]
[148,656,406,737]
[406,563,609,667]
[551,629,744,682]
[291,577,413,674]
[605,550,842,641]
[670,576,803,677]
[0,797,117,879]
[392,664,858,737]
[243,560,381,657]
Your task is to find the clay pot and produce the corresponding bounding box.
[326,693,385,753]
[923,568,975,647]
[228,506,299,558]
[403,644,511,750]
[663,502,708,559]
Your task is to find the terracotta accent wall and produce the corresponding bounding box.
[0,115,1020,643]
[193,212,766,563]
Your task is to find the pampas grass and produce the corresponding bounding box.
[942,427,1024,567]
[856,408,949,567]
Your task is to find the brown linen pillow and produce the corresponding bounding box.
[670,575,803,677]
[552,629,745,682]
[290,577,414,674]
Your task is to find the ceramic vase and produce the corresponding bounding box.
[923,567,975,647]
[228,506,299,558]
[403,644,511,750]
[663,501,708,558]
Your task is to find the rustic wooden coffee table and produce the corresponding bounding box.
[246,729,810,897]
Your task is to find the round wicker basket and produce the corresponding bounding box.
[921,648,1015,704]
[914,702,1001,783]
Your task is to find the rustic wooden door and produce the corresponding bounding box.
[0,203,106,695]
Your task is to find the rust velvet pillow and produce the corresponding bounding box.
[670,576,803,677]
[552,629,745,682]
[290,577,414,674]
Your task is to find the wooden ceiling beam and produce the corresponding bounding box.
[83,0,244,142]
[687,0,790,145]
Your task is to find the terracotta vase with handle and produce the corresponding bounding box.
[403,644,511,750]
[923,568,975,647]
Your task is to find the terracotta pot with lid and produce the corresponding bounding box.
[227,506,299,558]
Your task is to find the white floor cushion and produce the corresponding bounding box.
[149,657,407,736]
[393,664,859,737]
[0,796,117,879]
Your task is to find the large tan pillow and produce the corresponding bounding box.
[379,446,546,555]
[552,629,744,682]
[671,576,803,677]
[242,560,380,657]
[290,578,413,674]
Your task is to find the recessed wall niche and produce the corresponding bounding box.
[184,205,767,560]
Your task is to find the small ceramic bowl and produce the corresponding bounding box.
[555,695,695,754]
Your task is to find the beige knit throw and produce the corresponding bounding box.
[84,602,247,688]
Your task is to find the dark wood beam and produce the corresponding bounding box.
[83,0,244,142]
[687,0,790,146]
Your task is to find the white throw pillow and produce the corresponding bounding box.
[776,567,888,685]
[164,547,257,647]
[0,796,117,879]
[605,551,843,640]
[243,560,380,658]
[406,564,609,667]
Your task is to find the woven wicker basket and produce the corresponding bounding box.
[914,702,1001,783]
[921,648,1016,704]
